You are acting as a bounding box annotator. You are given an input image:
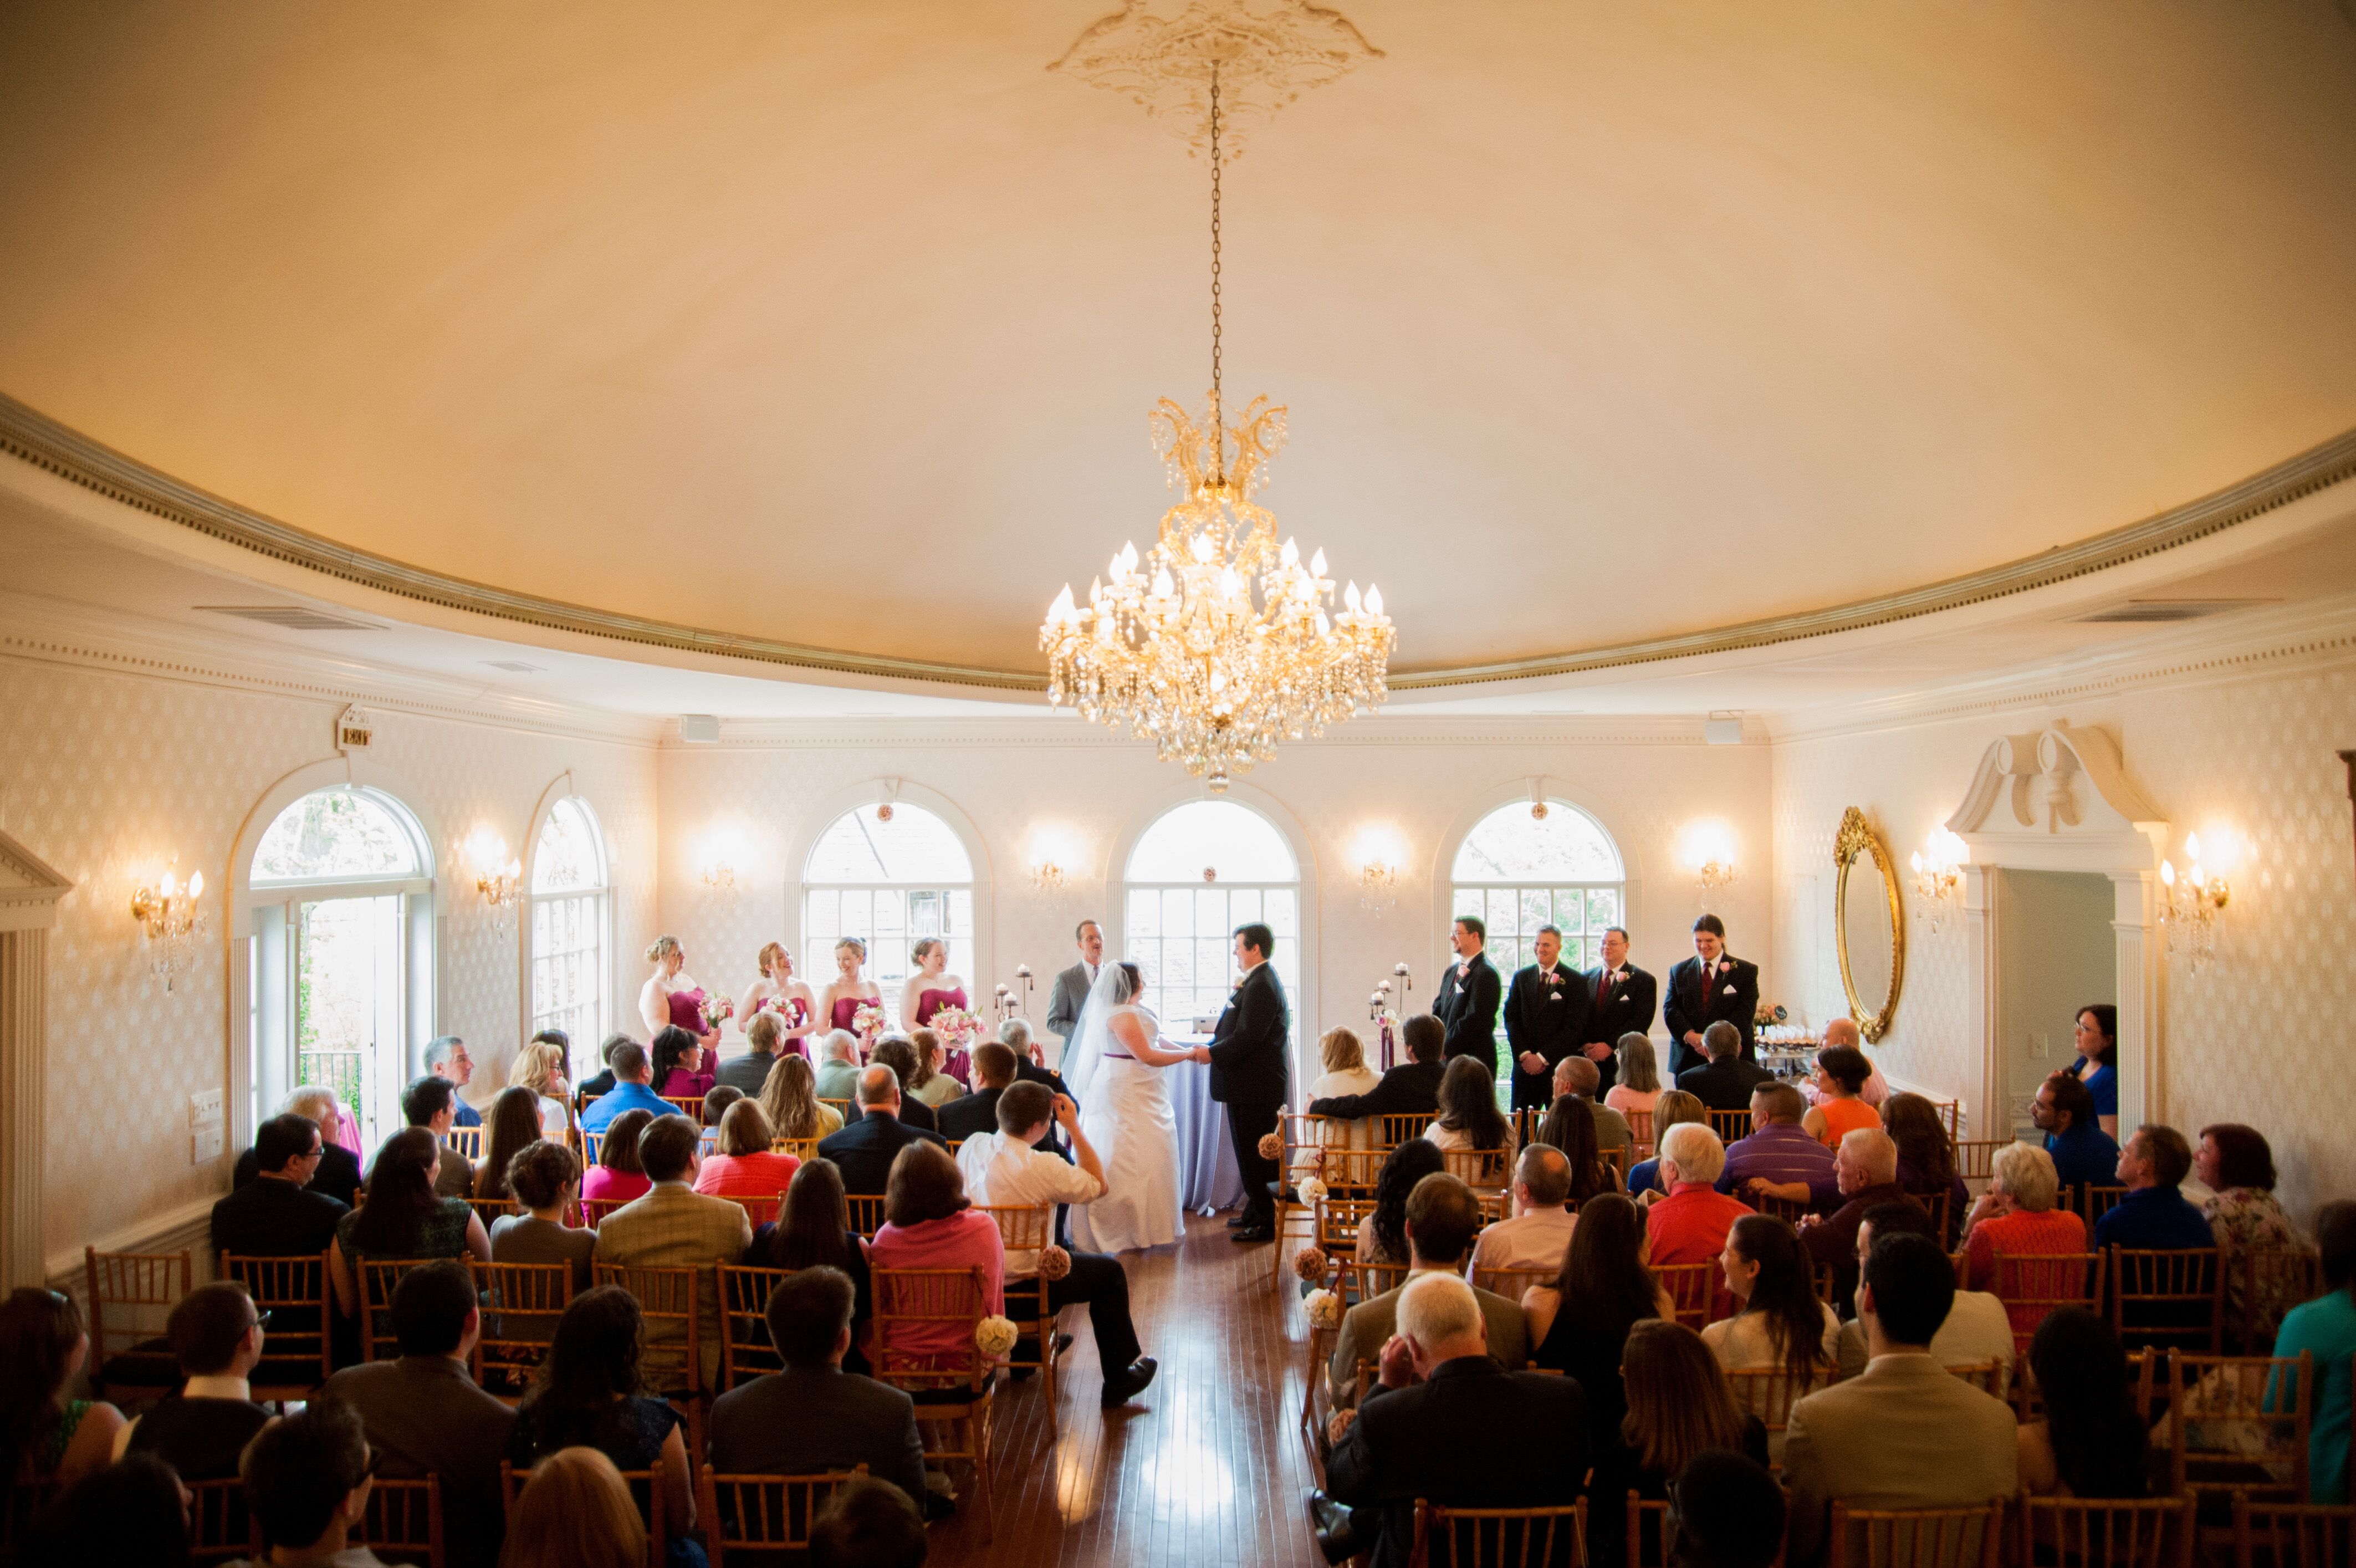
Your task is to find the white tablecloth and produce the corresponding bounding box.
[1166,1035,1245,1214]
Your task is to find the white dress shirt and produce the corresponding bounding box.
[957,1130,1103,1272]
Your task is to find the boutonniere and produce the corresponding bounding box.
[1544,971,1563,988]
[1715,959,1730,975]
[1454,962,1470,980]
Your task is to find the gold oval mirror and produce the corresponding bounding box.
[1833,806,1906,1041]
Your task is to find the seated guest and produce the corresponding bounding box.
[1423,1056,1517,1182]
[1800,1044,1880,1149]
[1553,1055,1633,1157]
[1357,1140,1447,1267]
[1703,1214,1841,1385]
[328,1127,490,1319]
[0,1286,126,1489]
[473,1085,545,1206]
[957,1082,1158,1406]
[652,1023,715,1102]
[499,1447,648,1568]
[814,1029,865,1103]
[1833,1205,2014,1393]
[1605,1033,1663,1122]
[489,1140,598,1300]
[819,1066,948,1196]
[1719,1083,1840,1213]
[115,1281,270,1480]
[1308,1013,1447,1123]
[1588,1320,1769,1562]
[717,1010,788,1096]
[234,1087,362,1209]
[1882,1092,1970,1247]
[1317,1273,1589,1568]
[17,1452,192,1568]
[709,1266,928,1505]
[1676,1021,1773,1112]
[594,1114,753,1391]
[903,1028,964,1111]
[938,1041,1018,1144]
[694,1099,803,1199]
[1331,1173,1526,1409]
[397,1076,474,1197]
[504,1288,696,1556]
[811,1475,929,1568]
[422,1035,482,1126]
[213,1112,349,1261]
[1647,1123,1754,1316]
[581,1107,654,1206]
[574,1031,638,1102]
[229,1397,382,1568]
[867,1142,1007,1399]
[2016,1306,2148,1498]
[2197,1122,2303,1345]
[1468,1145,1578,1278]
[1307,1026,1383,1150]
[577,1042,669,1133]
[852,1038,941,1133]
[2033,1072,2119,1195]
[1529,1095,1616,1207]
[2274,1200,2356,1503]
[1664,1449,1786,1568]
[1782,1231,2018,1567]
[1961,1143,2087,1343]
[761,1053,846,1143]
[1626,1091,1708,1199]
[748,1157,875,1375]
[1523,1194,1675,1458]
[509,1036,575,1138]
[2094,1123,2213,1251]
[1799,1129,1920,1314]
[699,1085,744,1156]
[999,1015,1076,1106]
[321,1261,516,1568]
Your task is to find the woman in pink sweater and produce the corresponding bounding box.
[867,1141,1004,1395]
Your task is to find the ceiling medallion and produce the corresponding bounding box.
[1041,3,1393,793]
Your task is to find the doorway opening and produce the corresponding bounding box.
[1995,869,2116,1138]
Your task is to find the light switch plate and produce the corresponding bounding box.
[190,1089,224,1164]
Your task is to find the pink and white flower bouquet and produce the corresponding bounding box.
[701,992,734,1030]
[926,1005,981,1053]
[850,1002,886,1043]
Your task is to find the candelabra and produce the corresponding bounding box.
[1011,965,1034,1016]
[993,982,1016,1024]
[129,862,207,992]
[1392,962,1412,1007]
[2159,833,2231,971]
[1908,829,1967,936]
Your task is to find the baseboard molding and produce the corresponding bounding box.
[48,1196,218,1294]
[1885,1072,1969,1140]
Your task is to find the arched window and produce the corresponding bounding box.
[530,797,610,1046]
[1123,801,1300,1036]
[1451,801,1626,986]
[803,804,973,1030]
[248,786,435,1151]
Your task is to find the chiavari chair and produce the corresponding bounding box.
[2230,1495,2356,1568]
[1412,1498,1588,1568]
[1993,1250,2106,1360]
[698,1467,865,1566]
[469,1259,575,1400]
[1654,1263,1720,1332]
[1378,1112,1427,1149]
[83,1245,191,1404]
[975,1202,1062,1421]
[2164,1350,2311,1511]
[1826,1499,2004,1568]
[352,1474,444,1568]
[870,1265,996,1541]
[846,1193,887,1240]
[359,1258,442,1362]
[2018,1494,2193,1568]
[717,1263,793,1391]
[2110,1247,2225,1355]
[185,1475,260,1562]
[218,1249,333,1403]
[594,1261,705,1407]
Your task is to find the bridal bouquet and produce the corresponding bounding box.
[926,1005,981,1052]
[850,1002,886,1043]
[701,992,735,1030]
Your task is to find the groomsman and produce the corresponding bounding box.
[1581,926,1655,1094]
[1433,916,1502,1068]
[1503,925,1588,1112]
[1044,920,1104,1061]
[1664,913,1760,1078]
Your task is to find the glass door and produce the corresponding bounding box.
[295,893,405,1152]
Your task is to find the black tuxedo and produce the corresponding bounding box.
[1309,1060,1445,1122]
[1663,953,1760,1076]
[1208,962,1291,1228]
[234,1142,361,1211]
[937,1087,1005,1144]
[1502,963,1588,1111]
[1433,952,1502,1068]
[815,1114,946,1197]
[1676,1054,1775,1112]
[840,1096,937,1134]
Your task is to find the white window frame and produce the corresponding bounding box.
[801,803,977,1033]
[525,789,611,1054]
[1447,796,1629,1064]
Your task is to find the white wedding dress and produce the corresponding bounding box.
[1066,983,1185,1254]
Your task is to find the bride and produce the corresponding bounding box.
[1062,961,1193,1253]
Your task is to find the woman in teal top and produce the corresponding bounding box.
[328,1126,491,1318]
[0,1287,125,1489]
[2274,1201,2356,1503]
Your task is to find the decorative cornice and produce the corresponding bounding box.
[665,712,1754,750]
[4,391,2352,693]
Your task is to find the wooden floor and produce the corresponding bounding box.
[925,1211,1326,1568]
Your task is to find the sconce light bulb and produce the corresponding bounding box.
[2184,832,2201,862]
[187,871,204,900]
[159,870,178,899]
[2160,860,2176,887]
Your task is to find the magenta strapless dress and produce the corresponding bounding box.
[666,989,709,1035]
[764,994,811,1058]
[915,987,972,1083]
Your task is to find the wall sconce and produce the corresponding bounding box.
[701,859,737,895]
[466,830,523,929]
[129,860,207,992]
[1908,828,1968,935]
[1358,859,1397,915]
[1681,821,1739,906]
[1031,860,1065,893]
[2160,830,2233,970]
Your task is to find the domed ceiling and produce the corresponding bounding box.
[1,1,2353,686]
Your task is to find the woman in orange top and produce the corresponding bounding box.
[692,1100,802,1201]
[1801,1043,1880,1150]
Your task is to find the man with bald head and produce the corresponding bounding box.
[1813,1018,1889,1107]
[815,1064,946,1196]
[1800,1128,1927,1315]
[1466,1145,1578,1277]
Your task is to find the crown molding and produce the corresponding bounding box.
[666,711,1761,750]
[4,392,2351,694]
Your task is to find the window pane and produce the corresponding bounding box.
[254,789,422,883]
[805,806,972,884]
[1520,888,1550,933]
[1452,802,1622,882]
[1229,888,1261,929]
[1589,888,1619,931]
[1128,887,1159,938]
[531,798,606,893]
[1493,935,1520,974]
[1453,887,1484,920]
[1127,800,1295,882]
[1551,890,1582,935]
[1265,890,1296,938]
[1163,889,1194,939]
[1486,889,1515,934]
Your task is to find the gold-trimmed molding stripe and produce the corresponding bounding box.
[3,391,2352,692]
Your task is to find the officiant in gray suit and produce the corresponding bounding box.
[1045,919,1105,1061]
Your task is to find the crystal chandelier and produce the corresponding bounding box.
[1040,51,1393,791]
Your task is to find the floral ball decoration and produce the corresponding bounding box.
[1305,1288,1343,1329]
[974,1316,1019,1359]
[1293,1245,1329,1284]
[1296,1177,1328,1209]
[1036,1244,1074,1281]
[1258,1131,1284,1161]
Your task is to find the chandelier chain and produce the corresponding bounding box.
[1209,61,1223,484]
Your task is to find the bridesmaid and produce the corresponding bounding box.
[819,938,884,1052]
[638,936,687,1038]
[899,938,973,1082]
[738,942,818,1058]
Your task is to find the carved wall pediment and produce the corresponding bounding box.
[0,830,72,933]
[1945,722,2167,871]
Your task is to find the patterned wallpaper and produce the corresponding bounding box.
[1771,653,2356,1221]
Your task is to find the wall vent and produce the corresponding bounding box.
[483,660,543,673]
[195,604,382,631]
[2069,598,2275,624]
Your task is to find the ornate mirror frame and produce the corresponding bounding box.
[1833,806,1905,1041]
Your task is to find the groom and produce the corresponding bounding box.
[1196,922,1290,1244]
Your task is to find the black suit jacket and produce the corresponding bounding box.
[1208,963,1290,1109]
[714,1050,779,1097]
[1581,964,1657,1051]
[709,1365,928,1505]
[1502,963,1588,1110]
[209,1177,347,1261]
[1433,953,1502,1064]
[839,1096,938,1134]
[1664,953,1760,1075]
[1309,1060,1445,1122]
[1327,1357,1591,1568]
[1675,1055,1775,1112]
[233,1143,361,1211]
[322,1355,515,1568]
[938,1087,1004,1143]
[1013,1059,1075,1161]
[816,1114,947,1196]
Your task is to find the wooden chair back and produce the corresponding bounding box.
[2081,1186,2130,1227]
[1992,1250,2105,1358]
[846,1193,887,1240]
[593,1261,704,1401]
[82,1245,191,1401]
[1624,1110,1654,1150]
[978,1203,1061,1413]
[1723,1363,1836,1457]
[580,1196,631,1229]
[1378,1112,1427,1148]
[441,1127,484,1162]
[769,1137,820,1163]
[2016,1495,2193,1568]
[1921,1188,1954,1248]
[1707,1109,1752,1145]
[820,1097,854,1122]
[2010,1347,2156,1427]
[2109,1247,2225,1354]
[1317,1197,1381,1266]
[718,1263,793,1390]
[1412,1498,1588,1567]
[698,1467,865,1565]
[1599,1145,1631,1188]
[1953,1140,2008,1192]
[719,1194,781,1229]
[1336,1260,1413,1310]
[1321,1146,1390,1196]
[185,1475,259,1562]
[1928,1100,1962,1144]
[2164,1351,2312,1504]
[661,1094,707,1123]
[1473,1266,1555,1306]
[462,1196,519,1230]
[1626,1494,1673,1568]
[2231,1497,2356,1568]
[1476,1191,1511,1227]
[219,1249,334,1401]
[1825,1499,2004,1568]
[1440,1145,1515,1192]
[1299,1112,1360,1163]
[353,1473,444,1567]
[503,1460,663,1568]
[1654,1262,1719,1331]
[469,1259,575,1396]
[869,1265,993,1397]
[359,1258,443,1362]
[1754,1192,1810,1225]
[2239,1248,2322,1352]
[580,1129,607,1166]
